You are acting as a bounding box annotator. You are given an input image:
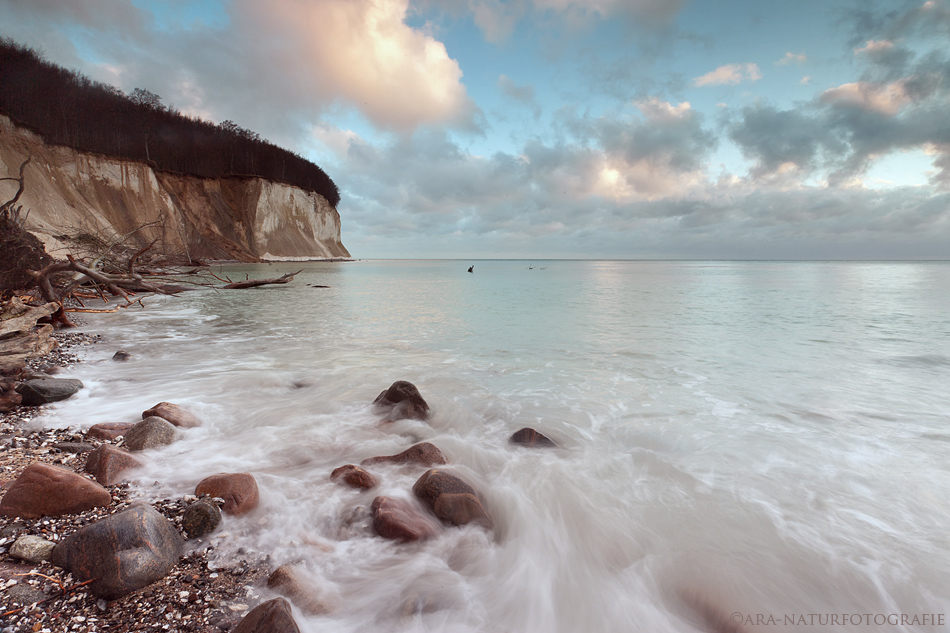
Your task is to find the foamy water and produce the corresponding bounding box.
[31,260,950,632]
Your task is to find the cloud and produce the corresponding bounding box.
[694,63,762,87]
[854,39,894,54]
[498,75,542,118]
[776,52,807,66]
[820,81,911,116]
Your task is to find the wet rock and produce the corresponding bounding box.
[330,464,377,490]
[0,462,112,518]
[181,499,222,539]
[87,421,135,440]
[267,565,336,615]
[84,444,144,485]
[15,377,84,406]
[124,416,178,451]
[6,582,47,605]
[412,469,492,528]
[232,597,300,633]
[373,380,430,421]
[53,441,95,453]
[361,442,447,468]
[50,503,184,599]
[142,401,201,428]
[0,383,21,412]
[9,534,56,563]
[371,496,438,542]
[509,427,557,448]
[112,350,132,361]
[195,473,259,515]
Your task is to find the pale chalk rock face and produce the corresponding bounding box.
[0,114,350,262]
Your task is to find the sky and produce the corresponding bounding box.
[2,0,950,259]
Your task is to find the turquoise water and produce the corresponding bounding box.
[37,260,950,632]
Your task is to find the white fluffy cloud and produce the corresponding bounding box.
[693,63,762,87]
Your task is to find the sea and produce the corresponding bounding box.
[29,259,950,632]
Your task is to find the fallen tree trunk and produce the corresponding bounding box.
[221,270,302,289]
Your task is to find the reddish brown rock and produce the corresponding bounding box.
[330,464,377,490]
[87,422,136,440]
[195,472,259,515]
[371,496,438,542]
[373,380,430,421]
[0,463,112,518]
[267,565,337,615]
[50,503,183,599]
[233,597,300,633]
[142,401,201,428]
[360,442,447,468]
[412,469,492,528]
[84,444,144,485]
[509,427,557,448]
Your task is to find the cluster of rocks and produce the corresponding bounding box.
[1,372,560,633]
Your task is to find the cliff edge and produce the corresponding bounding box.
[0,114,350,262]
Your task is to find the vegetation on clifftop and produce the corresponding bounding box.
[0,39,340,207]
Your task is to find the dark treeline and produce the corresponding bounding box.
[0,39,340,207]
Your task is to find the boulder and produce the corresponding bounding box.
[50,503,183,600]
[373,380,429,421]
[9,534,56,563]
[195,473,259,515]
[181,499,222,539]
[232,597,300,633]
[0,463,112,518]
[412,469,492,528]
[267,565,336,615]
[509,427,557,448]
[330,464,377,490]
[371,496,438,542]
[361,442,447,468]
[15,378,83,406]
[142,402,201,428]
[84,444,144,485]
[87,422,136,441]
[124,416,178,451]
[112,350,132,361]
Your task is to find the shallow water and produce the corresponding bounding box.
[34,260,950,632]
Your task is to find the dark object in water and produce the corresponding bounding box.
[373,380,430,421]
[467,265,474,273]
[509,427,557,448]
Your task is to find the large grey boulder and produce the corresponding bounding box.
[15,378,83,406]
[50,503,184,599]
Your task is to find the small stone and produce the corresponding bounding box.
[412,469,492,528]
[87,422,135,440]
[181,500,222,539]
[15,378,84,406]
[0,462,112,518]
[53,441,95,453]
[371,496,438,542]
[112,351,132,362]
[232,597,301,633]
[266,565,337,616]
[195,473,259,515]
[142,402,201,428]
[508,427,557,448]
[330,464,377,490]
[9,534,56,563]
[372,380,430,421]
[124,417,179,451]
[361,442,447,468]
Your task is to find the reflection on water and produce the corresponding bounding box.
[32,260,950,632]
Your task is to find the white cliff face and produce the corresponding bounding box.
[0,114,350,261]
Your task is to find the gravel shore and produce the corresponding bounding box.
[0,330,268,633]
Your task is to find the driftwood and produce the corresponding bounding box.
[221,270,302,289]
[0,299,57,375]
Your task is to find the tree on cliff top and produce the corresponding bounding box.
[0,38,340,207]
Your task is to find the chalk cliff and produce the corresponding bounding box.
[0,114,349,261]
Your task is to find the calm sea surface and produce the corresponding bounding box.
[35,260,950,632]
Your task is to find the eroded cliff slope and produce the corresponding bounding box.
[0,114,350,261]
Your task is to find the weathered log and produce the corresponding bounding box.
[222,270,302,289]
[0,302,58,338]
